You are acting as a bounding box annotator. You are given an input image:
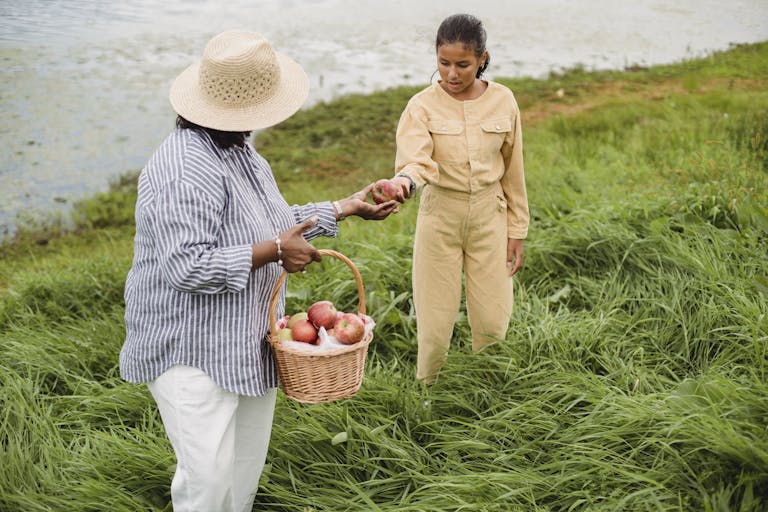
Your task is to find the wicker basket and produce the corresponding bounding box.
[267,249,373,404]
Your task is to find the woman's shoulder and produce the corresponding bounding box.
[155,127,217,158]
[144,128,228,190]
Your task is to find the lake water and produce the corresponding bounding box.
[1,0,767,237]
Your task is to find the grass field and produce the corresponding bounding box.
[1,41,767,511]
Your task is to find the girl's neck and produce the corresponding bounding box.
[440,78,488,101]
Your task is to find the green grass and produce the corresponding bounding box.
[1,42,767,511]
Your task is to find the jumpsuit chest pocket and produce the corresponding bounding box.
[480,117,512,154]
[428,119,465,163]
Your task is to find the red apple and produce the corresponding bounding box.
[333,313,366,345]
[291,319,318,344]
[307,300,338,330]
[286,311,308,328]
[371,179,399,204]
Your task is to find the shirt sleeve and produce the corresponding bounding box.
[394,103,439,190]
[290,201,339,240]
[154,180,253,294]
[500,98,530,239]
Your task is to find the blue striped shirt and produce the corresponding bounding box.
[119,127,338,396]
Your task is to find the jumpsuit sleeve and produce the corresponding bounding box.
[394,103,438,190]
[500,96,530,239]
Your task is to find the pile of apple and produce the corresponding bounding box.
[279,300,366,345]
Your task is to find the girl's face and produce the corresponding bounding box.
[437,42,487,98]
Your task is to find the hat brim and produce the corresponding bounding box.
[169,52,309,132]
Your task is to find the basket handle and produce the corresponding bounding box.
[268,249,366,340]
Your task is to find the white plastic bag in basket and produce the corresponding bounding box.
[276,315,375,353]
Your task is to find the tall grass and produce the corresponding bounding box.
[1,42,767,511]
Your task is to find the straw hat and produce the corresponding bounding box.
[169,30,309,131]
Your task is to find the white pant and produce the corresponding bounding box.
[147,365,277,512]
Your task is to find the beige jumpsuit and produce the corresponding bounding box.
[394,81,530,381]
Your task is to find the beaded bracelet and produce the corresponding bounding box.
[275,237,283,267]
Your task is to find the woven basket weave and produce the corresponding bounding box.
[267,249,373,404]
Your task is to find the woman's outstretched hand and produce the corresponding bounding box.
[336,183,401,221]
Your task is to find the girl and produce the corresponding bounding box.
[391,14,530,382]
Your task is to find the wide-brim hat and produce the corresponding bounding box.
[170,30,309,132]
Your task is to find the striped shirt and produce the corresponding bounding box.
[119,127,338,396]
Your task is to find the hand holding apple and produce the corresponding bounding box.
[370,179,401,204]
[391,175,414,199]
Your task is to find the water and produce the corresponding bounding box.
[1,0,767,236]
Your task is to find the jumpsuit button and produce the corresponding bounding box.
[495,124,501,130]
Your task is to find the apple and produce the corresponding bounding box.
[307,300,338,330]
[333,313,366,345]
[286,311,308,328]
[278,328,293,342]
[371,179,399,204]
[291,319,318,344]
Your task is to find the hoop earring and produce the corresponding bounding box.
[430,69,439,83]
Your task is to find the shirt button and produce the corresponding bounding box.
[495,124,501,130]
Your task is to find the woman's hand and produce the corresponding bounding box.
[279,217,322,273]
[335,183,401,221]
[507,238,524,276]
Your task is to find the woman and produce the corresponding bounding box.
[390,14,530,382]
[118,30,398,511]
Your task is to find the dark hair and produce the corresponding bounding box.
[175,116,251,150]
[435,14,490,78]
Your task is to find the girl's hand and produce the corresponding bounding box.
[391,176,414,200]
[507,238,524,276]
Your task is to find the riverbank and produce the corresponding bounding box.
[1,42,767,511]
